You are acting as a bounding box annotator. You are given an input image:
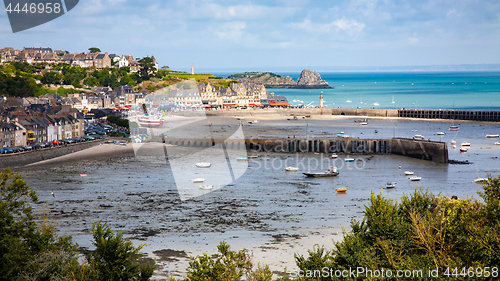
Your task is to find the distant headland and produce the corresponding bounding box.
[228,69,333,89]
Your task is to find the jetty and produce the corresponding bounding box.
[160,137,449,163]
[398,109,499,122]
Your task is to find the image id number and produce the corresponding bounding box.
[6,3,62,14]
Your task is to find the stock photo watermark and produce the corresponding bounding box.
[4,0,79,33]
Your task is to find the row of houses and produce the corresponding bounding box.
[0,111,84,148]
[0,47,158,71]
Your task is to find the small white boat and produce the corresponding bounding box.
[474,178,488,183]
[460,147,468,153]
[495,142,500,145]
[236,116,246,120]
[345,158,354,162]
[451,140,456,145]
[80,174,87,177]
[372,102,379,106]
[199,185,213,190]
[449,125,459,131]
[196,162,211,168]
[360,122,368,125]
[452,145,456,149]
[437,132,445,135]
[236,158,248,161]
[303,166,339,177]
[248,119,258,124]
[285,167,299,172]
[486,134,499,138]
[391,96,395,104]
[385,182,396,188]
[330,154,338,159]
[414,135,422,139]
[409,176,421,181]
[461,141,471,147]
[247,155,258,158]
[404,171,414,175]
[346,100,352,103]
[192,178,205,183]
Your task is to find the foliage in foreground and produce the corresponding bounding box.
[173,175,500,280]
[0,169,154,281]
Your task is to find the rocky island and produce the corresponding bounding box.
[228,69,333,89]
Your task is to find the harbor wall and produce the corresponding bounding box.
[162,137,448,163]
[204,108,399,117]
[0,140,102,169]
[398,109,500,122]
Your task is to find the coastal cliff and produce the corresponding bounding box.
[228,69,332,89]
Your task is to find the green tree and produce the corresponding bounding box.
[82,221,155,281]
[88,47,101,53]
[138,57,157,80]
[41,71,63,85]
[0,169,78,280]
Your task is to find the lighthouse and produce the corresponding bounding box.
[319,92,324,108]
[191,63,194,74]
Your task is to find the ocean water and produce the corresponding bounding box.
[223,71,500,110]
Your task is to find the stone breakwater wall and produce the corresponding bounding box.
[205,108,399,117]
[161,137,448,164]
[0,140,103,169]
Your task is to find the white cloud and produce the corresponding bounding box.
[215,22,246,42]
[294,18,365,36]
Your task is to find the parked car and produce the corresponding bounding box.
[1,148,13,154]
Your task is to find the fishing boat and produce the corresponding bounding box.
[404,171,414,175]
[437,132,445,135]
[285,167,299,172]
[461,141,471,147]
[303,166,339,177]
[460,147,468,153]
[385,182,396,188]
[138,116,163,127]
[474,178,488,183]
[330,154,338,159]
[344,158,354,162]
[336,188,347,193]
[486,134,499,138]
[199,185,213,190]
[449,125,459,131]
[409,176,421,181]
[192,178,205,183]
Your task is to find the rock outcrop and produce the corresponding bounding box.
[228,69,332,89]
[296,69,331,88]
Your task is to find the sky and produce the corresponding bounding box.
[2,0,500,72]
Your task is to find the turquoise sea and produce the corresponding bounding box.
[223,72,500,110]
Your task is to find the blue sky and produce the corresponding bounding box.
[2,0,500,72]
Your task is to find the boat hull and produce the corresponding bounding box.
[303,172,339,178]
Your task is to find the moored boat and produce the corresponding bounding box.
[495,142,500,145]
[385,182,396,188]
[236,116,246,120]
[138,116,163,127]
[285,166,299,171]
[460,147,468,152]
[404,171,414,175]
[196,162,211,168]
[437,132,445,135]
[461,141,471,146]
[199,185,213,190]
[449,125,459,131]
[344,158,354,162]
[303,166,339,177]
[330,154,338,159]
[409,176,421,181]
[336,188,347,193]
[474,178,488,183]
[192,178,205,183]
[236,157,248,161]
[486,134,499,138]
